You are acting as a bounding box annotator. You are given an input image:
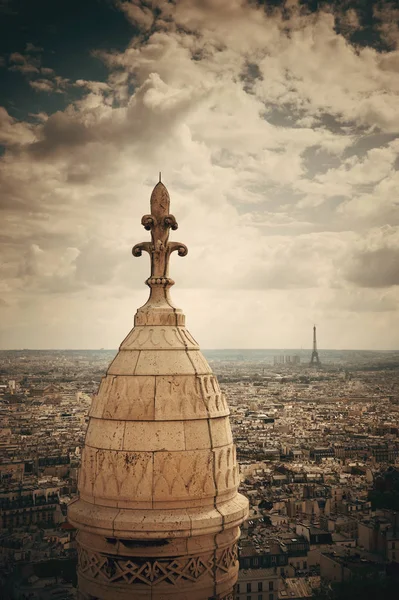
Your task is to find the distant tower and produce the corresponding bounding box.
[309,325,321,367]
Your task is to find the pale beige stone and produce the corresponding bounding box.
[209,417,233,448]
[93,450,153,502]
[186,350,213,374]
[213,445,237,494]
[80,492,153,510]
[153,450,215,501]
[120,325,200,350]
[77,447,96,497]
[88,390,105,419]
[154,374,230,420]
[186,532,220,555]
[184,419,211,450]
[186,506,223,533]
[134,306,185,327]
[78,445,153,509]
[112,508,192,537]
[123,421,185,451]
[216,495,249,526]
[199,374,229,415]
[152,495,215,511]
[134,349,196,376]
[85,418,125,450]
[154,375,208,420]
[215,525,240,549]
[107,350,140,376]
[100,375,155,420]
[68,498,119,534]
[177,327,199,348]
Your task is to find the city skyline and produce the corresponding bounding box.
[1,0,399,350]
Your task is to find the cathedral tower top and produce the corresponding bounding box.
[68,179,248,600]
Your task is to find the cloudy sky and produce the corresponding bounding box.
[1,0,399,350]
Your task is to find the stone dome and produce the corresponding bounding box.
[68,180,248,600]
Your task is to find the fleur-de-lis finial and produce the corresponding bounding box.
[132,180,187,302]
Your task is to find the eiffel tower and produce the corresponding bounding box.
[310,324,321,367]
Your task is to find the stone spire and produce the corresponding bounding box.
[68,181,248,600]
[132,181,187,314]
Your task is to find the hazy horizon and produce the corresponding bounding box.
[1,347,398,353]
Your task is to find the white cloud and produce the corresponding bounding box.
[0,107,35,146]
[29,79,54,93]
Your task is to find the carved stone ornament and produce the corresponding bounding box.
[132,176,187,301]
[78,544,238,586]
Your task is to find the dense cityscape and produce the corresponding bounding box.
[1,347,399,599]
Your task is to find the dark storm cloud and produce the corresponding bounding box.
[30,111,95,156]
[344,132,399,160]
[346,247,399,288]
[302,145,342,177]
[28,70,210,161]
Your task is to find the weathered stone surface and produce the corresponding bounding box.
[184,419,211,450]
[120,325,199,350]
[154,374,230,420]
[209,417,234,448]
[213,445,239,495]
[85,418,125,451]
[134,308,186,327]
[153,450,215,502]
[79,447,153,504]
[123,421,186,451]
[76,533,239,599]
[134,349,199,376]
[89,375,156,420]
[154,375,209,420]
[107,350,140,376]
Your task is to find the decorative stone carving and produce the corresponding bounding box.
[78,543,238,586]
[154,374,229,420]
[132,179,187,308]
[134,310,186,327]
[153,450,215,501]
[200,375,229,413]
[90,375,155,420]
[121,326,199,351]
[214,445,239,494]
[79,447,153,503]
[91,373,230,422]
